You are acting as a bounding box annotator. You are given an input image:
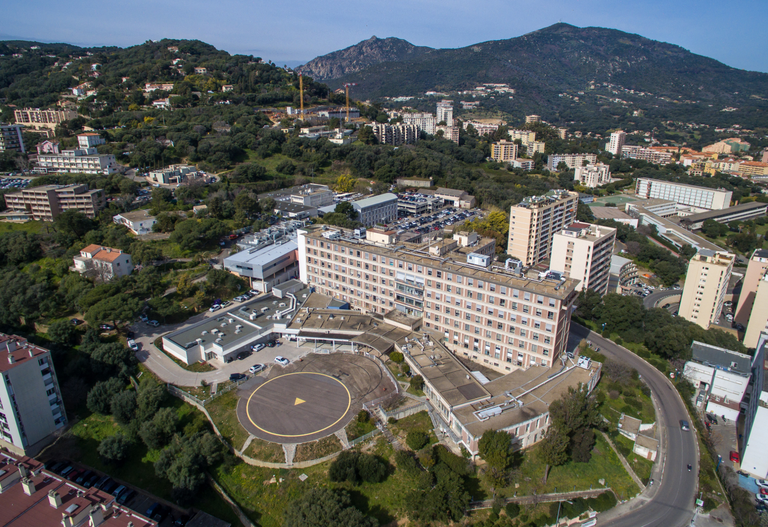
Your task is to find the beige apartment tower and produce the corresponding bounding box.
[507,190,579,267]
[550,223,617,296]
[491,141,519,163]
[744,275,768,348]
[735,249,768,327]
[679,250,735,330]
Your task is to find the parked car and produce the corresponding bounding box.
[274,356,289,366]
[249,364,264,374]
[112,485,127,498]
[174,515,191,527]
[147,320,159,327]
[66,469,81,482]
[117,488,136,505]
[680,420,690,431]
[730,450,740,463]
[757,479,768,489]
[99,324,115,331]
[209,304,222,312]
[229,373,246,381]
[59,465,74,477]
[236,351,251,360]
[75,470,93,485]
[251,343,265,353]
[70,318,83,325]
[221,301,232,308]
[127,339,138,351]
[139,314,149,322]
[756,493,768,504]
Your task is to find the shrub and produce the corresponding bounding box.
[609,390,620,400]
[406,430,429,450]
[98,434,132,464]
[434,444,472,476]
[329,451,388,484]
[390,351,404,363]
[394,450,422,477]
[401,363,411,375]
[505,502,520,518]
[357,410,370,423]
[585,491,617,512]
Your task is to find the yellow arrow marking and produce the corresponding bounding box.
[294,397,305,405]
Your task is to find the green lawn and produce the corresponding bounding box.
[206,390,249,450]
[345,411,377,441]
[494,434,639,502]
[0,220,48,234]
[390,410,438,446]
[612,433,654,484]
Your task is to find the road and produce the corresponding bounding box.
[570,323,697,527]
[643,290,681,310]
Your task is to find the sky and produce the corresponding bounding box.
[3,0,768,73]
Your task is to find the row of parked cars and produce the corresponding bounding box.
[0,177,30,190]
[210,290,260,312]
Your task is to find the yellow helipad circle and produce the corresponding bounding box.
[246,372,351,438]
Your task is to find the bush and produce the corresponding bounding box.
[98,434,132,464]
[329,451,388,484]
[87,378,124,415]
[401,363,411,375]
[390,351,404,363]
[406,430,429,450]
[434,444,472,476]
[357,410,370,423]
[585,491,617,512]
[395,450,422,477]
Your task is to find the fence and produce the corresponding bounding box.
[167,377,247,407]
[378,402,428,421]
[348,429,381,448]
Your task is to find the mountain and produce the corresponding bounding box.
[296,24,768,128]
[296,36,432,81]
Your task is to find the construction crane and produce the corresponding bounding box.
[299,73,304,120]
[343,83,357,124]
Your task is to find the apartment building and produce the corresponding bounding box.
[620,145,674,165]
[525,115,540,124]
[491,141,518,163]
[547,153,598,171]
[401,112,436,135]
[37,147,117,175]
[0,452,158,526]
[370,123,418,146]
[607,130,626,156]
[550,223,617,296]
[0,334,66,456]
[148,164,197,185]
[512,158,535,171]
[744,275,768,348]
[574,163,611,188]
[13,108,77,131]
[507,190,579,267]
[635,178,732,212]
[351,193,398,225]
[76,132,105,149]
[436,100,454,126]
[740,334,768,479]
[735,249,768,327]
[4,184,106,221]
[609,255,639,294]
[703,138,751,154]
[0,124,25,153]
[679,250,735,330]
[683,341,758,421]
[508,129,537,143]
[298,226,580,374]
[72,245,133,281]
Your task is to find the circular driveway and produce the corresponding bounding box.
[241,372,353,443]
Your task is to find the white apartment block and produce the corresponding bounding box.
[0,334,66,456]
[401,112,437,135]
[608,130,626,156]
[679,250,734,330]
[621,145,674,165]
[574,163,611,188]
[436,100,454,127]
[371,123,418,146]
[290,186,334,208]
[72,245,133,281]
[491,141,518,163]
[547,153,598,171]
[508,190,580,267]
[351,193,398,226]
[508,129,537,143]
[37,148,117,175]
[0,124,25,153]
[76,133,105,149]
[550,223,617,296]
[635,178,732,212]
[735,249,768,327]
[298,226,580,374]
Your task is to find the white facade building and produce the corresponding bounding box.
[72,245,133,281]
[635,178,732,212]
[550,223,617,296]
[351,193,398,226]
[113,209,157,235]
[741,334,768,478]
[0,334,66,456]
[436,100,454,127]
[76,133,105,149]
[37,148,117,175]
[574,164,611,188]
[608,131,626,156]
[401,112,436,135]
[547,153,598,171]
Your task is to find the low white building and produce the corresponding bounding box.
[224,240,299,292]
[113,209,157,235]
[72,244,133,281]
[682,341,755,421]
[37,148,117,175]
[351,193,398,226]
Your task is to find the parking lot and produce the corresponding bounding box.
[392,203,481,237]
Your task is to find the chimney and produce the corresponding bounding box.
[21,477,35,496]
[18,464,28,478]
[89,506,105,527]
[27,348,34,358]
[7,354,14,365]
[48,490,62,508]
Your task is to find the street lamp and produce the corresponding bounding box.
[556,499,573,525]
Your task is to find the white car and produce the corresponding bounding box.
[756,493,768,503]
[249,364,264,374]
[127,339,138,351]
[221,301,232,308]
[251,343,265,352]
[209,304,222,312]
[274,356,289,366]
[147,320,159,327]
[757,479,768,489]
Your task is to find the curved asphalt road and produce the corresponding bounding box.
[571,323,697,527]
[643,290,681,310]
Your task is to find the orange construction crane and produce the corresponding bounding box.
[343,83,357,123]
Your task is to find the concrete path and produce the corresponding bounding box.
[600,431,645,491]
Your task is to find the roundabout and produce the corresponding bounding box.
[236,352,393,444]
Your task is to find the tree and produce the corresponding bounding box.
[139,407,179,450]
[110,390,137,425]
[358,125,377,145]
[87,378,124,414]
[537,427,569,466]
[136,380,166,421]
[233,192,259,216]
[478,430,512,471]
[260,197,276,214]
[335,174,356,193]
[335,201,358,221]
[47,319,79,345]
[284,488,378,527]
[98,434,132,464]
[55,210,94,238]
[577,202,595,222]
[406,431,429,451]
[571,428,596,463]
[85,293,141,328]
